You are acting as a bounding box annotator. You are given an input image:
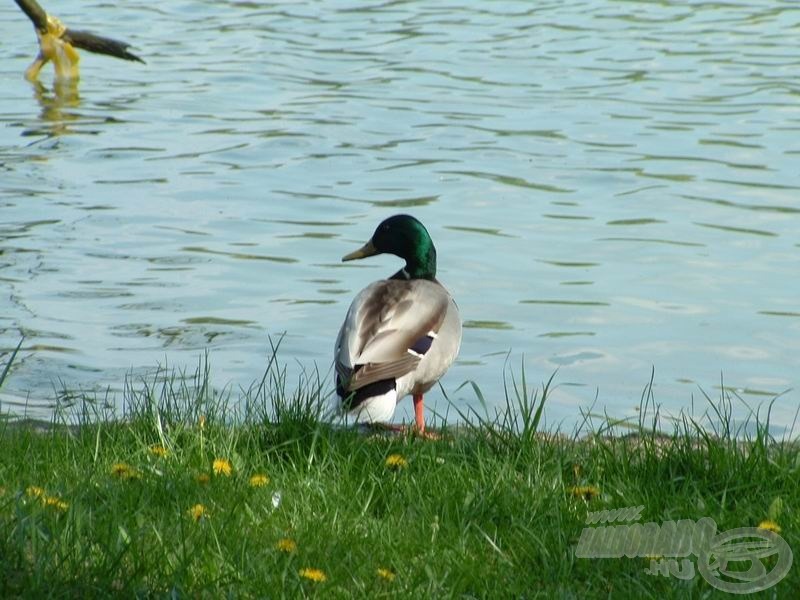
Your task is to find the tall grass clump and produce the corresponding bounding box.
[0,344,797,598]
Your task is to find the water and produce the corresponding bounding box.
[1,0,799,432]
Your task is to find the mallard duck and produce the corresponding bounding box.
[15,0,144,81]
[335,214,462,433]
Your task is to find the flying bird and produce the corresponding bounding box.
[14,0,144,81]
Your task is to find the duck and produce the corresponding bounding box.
[334,214,462,434]
[15,0,144,81]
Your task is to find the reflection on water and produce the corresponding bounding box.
[1,0,799,433]
[31,78,81,136]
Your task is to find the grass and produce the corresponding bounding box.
[0,343,797,598]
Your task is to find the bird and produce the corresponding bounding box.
[14,0,144,81]
[334,214,462,435]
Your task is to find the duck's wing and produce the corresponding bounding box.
[336,279,448,391]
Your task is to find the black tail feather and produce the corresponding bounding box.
[338,375,396,412]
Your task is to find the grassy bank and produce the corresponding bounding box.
[0,348,797,598]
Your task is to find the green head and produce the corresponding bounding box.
[342,214,437,280]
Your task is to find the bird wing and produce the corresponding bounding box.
[15,0,48,31]
[63,29,145,63]
[335,279,448,391]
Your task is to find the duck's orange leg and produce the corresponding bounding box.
[413,393,441,439]
[413,393,425,431]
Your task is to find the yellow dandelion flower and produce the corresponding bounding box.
[212,458,233,477]
[110,463,130,477]
[26,485,46,499]
[276,538,297,553]
[149,444,168,458]
[758,519,781,534]
[44,496,69,512]
[196,473,211,485]
[188,503,209,522]
[377,567,396,582]
[299,568,327,583]
[385,454,408,470]
[249,473,269,488]
[199,415,206,430]
[568,485,601,501]
[110,462,139,480]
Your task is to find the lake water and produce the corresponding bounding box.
[1,0,799,433]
